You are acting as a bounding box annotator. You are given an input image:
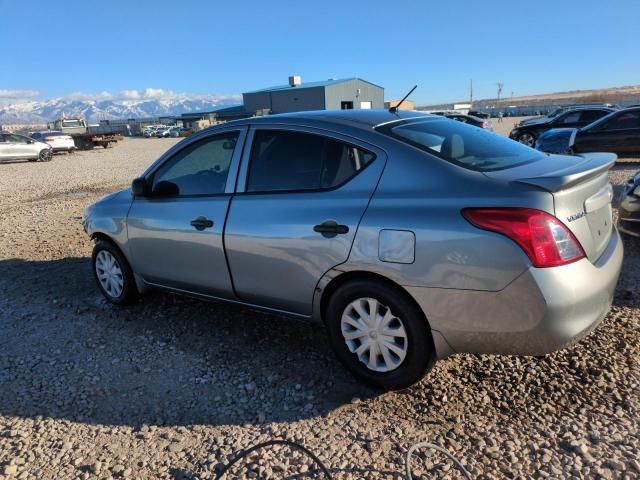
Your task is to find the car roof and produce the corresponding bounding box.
[230,109,434,130]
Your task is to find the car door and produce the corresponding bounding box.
[126,128,246,297]
[224,126,386,315]
[0,134,10,161]
[5,134,35,159]
[577,110,640,154]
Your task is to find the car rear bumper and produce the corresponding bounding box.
[406,228,623,358]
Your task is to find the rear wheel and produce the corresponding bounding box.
[326,279,435,390]
[517,132,536,147]
[92,240,138,305]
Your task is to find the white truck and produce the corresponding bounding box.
[47,118,124,150]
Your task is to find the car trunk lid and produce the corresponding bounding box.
[485,152,616,263]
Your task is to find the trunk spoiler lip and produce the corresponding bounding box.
[513,152,616,192]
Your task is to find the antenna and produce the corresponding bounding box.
[389,85,417,113]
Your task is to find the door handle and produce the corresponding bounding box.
[190,216,214,231]
[314,220,349,236]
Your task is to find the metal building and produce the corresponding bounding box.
[242,76,384,115]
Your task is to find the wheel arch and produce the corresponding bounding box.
[90,232,146,294]
[317,270,430,328]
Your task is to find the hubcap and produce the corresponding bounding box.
[518,133,535,147]
[341,297,408,372]
[95,250,124,298]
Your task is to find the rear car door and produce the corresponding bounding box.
[126,128,246,297]
[224,126,386,315]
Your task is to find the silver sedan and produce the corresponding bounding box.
[83,110,623,389]
[0,132,52,162]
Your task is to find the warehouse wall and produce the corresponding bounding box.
[325,80,384,110]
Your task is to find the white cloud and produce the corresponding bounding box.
[0,89,40,99]
[118,89,141,100]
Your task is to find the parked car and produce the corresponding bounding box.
[83,109,622,389]
[442,113,493,131]
[510,108,614,147]
[618,170,640,237]
[30,131,76,153]
[168,127,181,137]
[468,110,490,119]
[535,107,640,155]
[0,132,52,162]
[518,103,619,127]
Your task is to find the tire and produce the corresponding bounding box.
[326,279,435,390]
[517,132,536,147]
[38,149,52,162]
[91,240,139,305]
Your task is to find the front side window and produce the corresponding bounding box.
[7,134,28,143]
[377,117,542,172]
[247,130,375,192]
[150,131,239,196]
[579,110,609,123]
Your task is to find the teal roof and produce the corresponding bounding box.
[244,77,383,94]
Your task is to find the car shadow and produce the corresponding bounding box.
[0,257,376,428]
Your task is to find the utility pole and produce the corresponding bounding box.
[469,79,473,105]
[496,82,504,105]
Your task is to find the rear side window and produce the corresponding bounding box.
[557,112,581,124]
[377,118,542,172]
[247,130,375,192]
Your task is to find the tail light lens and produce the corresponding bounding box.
[462,207,585,268]
[482,121,489,128]
[45,137,55,142]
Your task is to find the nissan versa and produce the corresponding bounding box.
[83,110,623,389]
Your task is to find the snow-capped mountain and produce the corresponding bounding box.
[0,94,242,125]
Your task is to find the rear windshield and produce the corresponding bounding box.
[376,117,542,172]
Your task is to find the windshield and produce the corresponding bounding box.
[62,120,82,128]
[377,117,543,172]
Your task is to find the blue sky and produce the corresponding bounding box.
[1,0,638,105]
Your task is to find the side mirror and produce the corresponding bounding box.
[27,139,35,144]
[152,180,179,197]
[131,177,149,197]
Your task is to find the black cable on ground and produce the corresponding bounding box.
[214,438,474,479]
[213,439,333,479]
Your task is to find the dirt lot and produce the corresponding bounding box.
[0,132,639,479]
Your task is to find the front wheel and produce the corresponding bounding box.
[92,240,138,305]
[326,279,435,390]
[38,149,52,162]
[517,132,536,147]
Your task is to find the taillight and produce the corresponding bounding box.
[45,137,55,142]
[482,121,489,128]
[462,207,585,268]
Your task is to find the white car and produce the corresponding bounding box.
[31,131,76,153]
[0,132,52,162]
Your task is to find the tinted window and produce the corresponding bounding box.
[151,132,239,196]
[579,110,609,123]
[604,111,640,130]
[7,134,28,143]
[247,130,375,192]
[377,118,542,172]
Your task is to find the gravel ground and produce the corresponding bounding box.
[0,134,639,479]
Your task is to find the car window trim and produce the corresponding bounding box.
[235,125,379,196]
[140,127,248,198]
